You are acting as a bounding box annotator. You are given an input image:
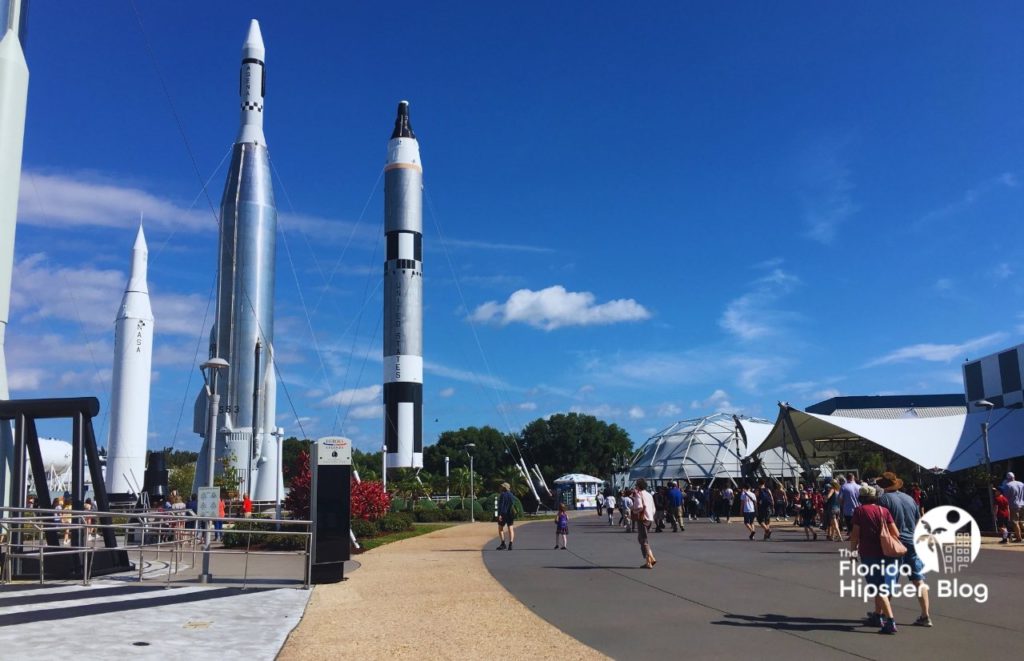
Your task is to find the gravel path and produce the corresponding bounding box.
[279,521,606,660]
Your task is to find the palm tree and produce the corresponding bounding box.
[449,467,471,498]
[489,466,530,498]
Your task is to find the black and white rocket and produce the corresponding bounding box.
[106,226,153,495]
[383,101,424,469]
[194,20,282,501]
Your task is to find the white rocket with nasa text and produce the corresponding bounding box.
[105,226,154,495]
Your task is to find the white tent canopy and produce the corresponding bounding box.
[553,473,603,485]
[630,413,799,482]
[748,405,1024,473]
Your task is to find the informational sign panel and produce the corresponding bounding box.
[197,487,220,519]
[317,436,352,466]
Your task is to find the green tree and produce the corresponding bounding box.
[488,466,530,499]
[423,426,514,481]
[352,447,383,481]
[161,447,199,469]
[215,452,241,495]
[168,463,196,498]
[519,413,632,482]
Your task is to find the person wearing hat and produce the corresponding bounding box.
[849,482,901,634]
[999,472,1024,543]
[877,472,932,627]
[495,483,516,550]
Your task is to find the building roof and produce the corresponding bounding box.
[553,473,603,484]
[807,394,966,416]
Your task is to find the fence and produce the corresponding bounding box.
[0,507,313,589]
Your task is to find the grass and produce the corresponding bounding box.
[360,523,453,551]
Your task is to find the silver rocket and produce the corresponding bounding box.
[106,226,153,495]
[383,101,424,469]
[0,0,28,508]
[194,20,282,501]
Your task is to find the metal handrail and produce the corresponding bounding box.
[0,507,313,588]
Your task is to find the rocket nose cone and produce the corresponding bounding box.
[243,19,265,58]
[391,100,415,140]
[133,225,148,251]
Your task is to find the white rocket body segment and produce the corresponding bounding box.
[383,101,424,469]
[237,19,265,146]
[195,19,280,501]
[253,347,283,499]
[0,1,29,508]
[106,227,154,495]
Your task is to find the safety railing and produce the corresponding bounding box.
[0,507,313,589]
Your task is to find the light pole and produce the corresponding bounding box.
[273,426,284,525]
[465,444,476,523]
[445,455,450,502]
[200,357,228,584]
[976,399,997,532]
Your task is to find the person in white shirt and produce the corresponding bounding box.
[604,494,616,526]
[740,484,758,540]
[620,492,634,531]
[632,479,657,568]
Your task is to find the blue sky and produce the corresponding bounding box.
[10,2,1024,453]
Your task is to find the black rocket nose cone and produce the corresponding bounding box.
[391,100,415,139]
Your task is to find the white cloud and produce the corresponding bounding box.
[518,401,538,411]
[569,403,622,419]
[19,171,209,232]
[799,148,858,244]
[349,404,383,420]
[720,269,800,341]
[812,388,841,401]
[9,368,45,391]
[425,361,517,391]
[729,356,785,392]
[439,387,455,398]
[988,263,1013,282]
[865,332,1009,367]
[690,389,736,413]
[656,403,682,417]
[320,384,381,407]
[628,406,645,420]
[919,172,1020,227]
[441,238,555,254]
[470,285,650,331]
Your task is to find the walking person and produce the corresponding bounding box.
[995,486,1011,544]
[877,472,932,627]
[596,492,605,517]
[825,481,843,541]
[722,484,735,523]
[654,486,667,532]
[740,483,758,540]
[799,487,818,540]
[840,473,861,533]
[620,490,634,532]
[605,492,616,526]
[773,484,788,521]
[554,503,569,549]
[668,481,684,532]
[999,472,1024,543]
[632,479,657,568]
[496,482,516,550]
[214,493,225,541]
[756,480,774,540]
[851,482,901,634]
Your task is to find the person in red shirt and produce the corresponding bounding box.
[850,484,901,634]
[994,487,1011,544]
[243,493,253,518]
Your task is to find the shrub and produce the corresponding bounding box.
[444,509,472,522]
[390,497,408,512]
[378,512,414,533]
[415,510,444,523]
[415,499,438,511]
[222,520,308,551]
[351,481,390,521]
[350,518,378,539]
[283,450,311,520]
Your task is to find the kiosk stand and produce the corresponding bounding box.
[309,436,352,584]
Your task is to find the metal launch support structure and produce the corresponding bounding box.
[194,20,283,502]
[383,101,424,470]
[105,226,154,497]
[0,0,29,510]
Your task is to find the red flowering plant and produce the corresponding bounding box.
[284,450,311,520]
[351,480,390,521]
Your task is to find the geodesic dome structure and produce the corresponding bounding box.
[629,412,799,483]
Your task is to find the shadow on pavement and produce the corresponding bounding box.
[714,612,865,633]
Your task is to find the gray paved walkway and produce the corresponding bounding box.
[485,513,1024,660]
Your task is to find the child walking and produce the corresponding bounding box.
[554,504,569,549]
